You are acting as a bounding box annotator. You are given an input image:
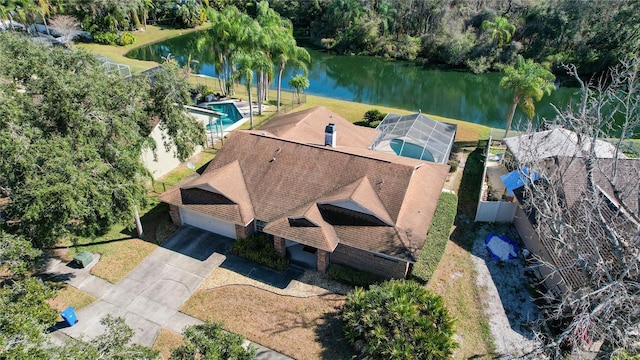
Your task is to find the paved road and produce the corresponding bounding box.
[47,226,292,359]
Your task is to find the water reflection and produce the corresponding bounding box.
[126,30,578,128]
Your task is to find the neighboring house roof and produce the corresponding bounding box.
[514,156,640,291]
[370,112,457,164]
[160,130,450,262]
[504,128,625,163]
[258,106,378,149]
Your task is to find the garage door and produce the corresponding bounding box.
[180,208,237,239]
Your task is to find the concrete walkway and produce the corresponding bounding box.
[46,226,292,359]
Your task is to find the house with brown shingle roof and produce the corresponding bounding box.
[159,107,451,278]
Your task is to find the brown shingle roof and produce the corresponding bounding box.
[183,160,254,224]
[256,106,378,149]
[161,130,449,262]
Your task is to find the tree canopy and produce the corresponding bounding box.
[343,280,458,359]
[170,321,256,360]
[0,31,204,247]
[500,55,555,138]
[0,277,57,360]
[517,59,640,358]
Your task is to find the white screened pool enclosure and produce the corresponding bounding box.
[370,112,457,164]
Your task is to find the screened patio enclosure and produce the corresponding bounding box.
[369,112,457,164]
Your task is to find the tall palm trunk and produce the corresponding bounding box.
[504,94,519,139]
[246,82,254,129]
[42,15,49,35]
[257,71,264,115]
[277,64,284,112]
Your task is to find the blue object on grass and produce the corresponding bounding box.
[485,234,519,261]
[61,307,78,327]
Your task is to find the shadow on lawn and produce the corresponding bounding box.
[450,144,486,252]
[314,301,356,360]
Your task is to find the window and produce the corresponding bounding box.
[255,220,267,233]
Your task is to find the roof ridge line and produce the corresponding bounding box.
[248,132,403,165]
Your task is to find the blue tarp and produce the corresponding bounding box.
[485,234,519,261]
[500,166,540,196]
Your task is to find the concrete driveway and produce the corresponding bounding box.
[48,226,294,359]
[52,226,228,346]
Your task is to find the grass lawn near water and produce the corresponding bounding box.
[76,25,209,74]
[76,26,492,143]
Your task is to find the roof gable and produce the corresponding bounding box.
[183,160,254,224]
[317,177,394,226]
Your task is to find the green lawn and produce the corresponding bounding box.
[76,25,209,74]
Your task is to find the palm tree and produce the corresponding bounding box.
[0,1,15,30]
[275,42,309,112]
[232,52,256,129]
[207,6,251,96]
[36,0,51,35]
[253,52,272,116]
[255,1,309,112]
[481,16,516,47]
[289,74,309,105]
[140,0,153,29]
[500,55,555,138]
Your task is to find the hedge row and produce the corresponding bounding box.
[411,192,458,284]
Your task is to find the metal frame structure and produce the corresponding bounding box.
[369,112,457,164]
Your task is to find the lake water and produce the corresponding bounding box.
[126,30,578,128]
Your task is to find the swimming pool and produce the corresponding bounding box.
[389,139,435,162]
[205,102,243,131]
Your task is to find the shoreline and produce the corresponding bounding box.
[76,25,492,142]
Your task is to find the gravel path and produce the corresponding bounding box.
[471,225,542,358]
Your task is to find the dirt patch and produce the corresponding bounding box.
[181,286,352,360]
[471,224,541,357]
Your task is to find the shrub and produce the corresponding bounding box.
[363,109,386,124]
[448,159,459,173]
[344,280,458,359]
[368,120,381,128]
[170,321,255,359]
[116,32,135,46]
[328,264,384,288]
[93,31,135,46]
[231,234,289,271]
[174,0,205,28]
[411,192,458,283]
[93,31,118,45]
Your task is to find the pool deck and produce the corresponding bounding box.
[192,100,270,146]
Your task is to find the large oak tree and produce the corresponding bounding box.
[0,31,204,247]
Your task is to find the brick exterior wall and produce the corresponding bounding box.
[317,249,329,273]
[273,236,286,255]
[235,220,255,239]
[168,205,182,226]
[331,244,410,279]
